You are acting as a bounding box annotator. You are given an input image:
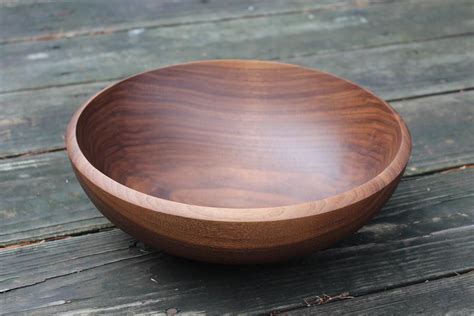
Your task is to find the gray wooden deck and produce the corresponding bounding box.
[0,0,473,314]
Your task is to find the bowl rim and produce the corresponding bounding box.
[66,59,412,222]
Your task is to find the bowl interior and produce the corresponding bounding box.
[76,61,402,208]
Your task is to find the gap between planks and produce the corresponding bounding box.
[0,226,115,251]
[268,269,474,315]
[386,86,474,102]
[403,163,474,179]
[0,146,65,160]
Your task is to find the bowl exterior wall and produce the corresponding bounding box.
[71,163,403,264]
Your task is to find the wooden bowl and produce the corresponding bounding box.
[67,60,411,264]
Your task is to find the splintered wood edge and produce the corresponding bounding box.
[66,60,412,222]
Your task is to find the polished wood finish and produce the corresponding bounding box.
[66,60,411,263]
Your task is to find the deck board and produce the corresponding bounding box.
[0,152,110,246]
[1,169,473,313]
[292,36,474,100]
[392,91,474,174]
[1,0,472,93]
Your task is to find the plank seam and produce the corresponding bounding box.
[0,146,65,160]
[0,252,159,294]
[388,86,474,103]
[0,226,115,250]
[268,269,474,315]
[404,163,474,179]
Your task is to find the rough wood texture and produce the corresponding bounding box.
[395,91,474,174]
[2,231,472,314]
[293,36,474,100]
[0,152,110,246]
[330,170,474,252]
[287,272,474,315]
[1,168,473,313]
[67,60,411,263]
[1,37,473,158]
[0,82,109,157]
[1,90,472,246]
[0,0,379,43]
[1,0,472,93]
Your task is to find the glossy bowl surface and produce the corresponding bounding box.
[67,60,411,264]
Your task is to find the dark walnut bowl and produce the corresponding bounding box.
[67,60,411,264]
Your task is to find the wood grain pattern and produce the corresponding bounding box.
[0,152,110,246]
[67,60,411,263]
[2,0,473,93]
[395,91,474,174]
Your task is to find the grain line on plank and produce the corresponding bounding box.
[269,269,474,315]
[0,226,115,250]
[404,164,474,179]
[0,146,65,160]
[388,86,474,102]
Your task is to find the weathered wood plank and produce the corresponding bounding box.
[0,82,109,157]
[287,272,474,315]
[0,151,111,246]
[1,0,472,93]
[335,168,474,246]
[395,91,474,175]
[1,168,473,313]
[0,0,372,43]
[292,36,474,100]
